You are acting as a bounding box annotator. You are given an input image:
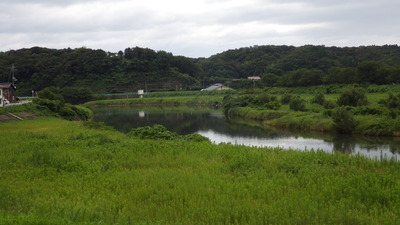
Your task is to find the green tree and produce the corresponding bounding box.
[332,107,357,134]
[337,88,368,106]
[289,96,306,111]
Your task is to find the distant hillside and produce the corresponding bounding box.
[0,47,203,95]
[1,45,400,94]
[198,45,400,88]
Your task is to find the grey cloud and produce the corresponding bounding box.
[1,0,399,57]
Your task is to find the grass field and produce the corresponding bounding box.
[85,95,223,107]
[1,118,400,224]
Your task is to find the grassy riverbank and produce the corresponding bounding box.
[85,85,400,136]
[85,95,223,107]
[223,85,400,136]
[1,118,400,224]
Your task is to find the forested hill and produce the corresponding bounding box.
[198,45,400,87]
[0,47,203,95]
[1,45,400,95]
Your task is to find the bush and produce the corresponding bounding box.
[38,87,64,102]
[337,88,368,106]
[32,98,63,112]
[289,96,306,111]
[280,92,293,104]
[71,105,93,121]
[61,87,94,104]
[222,94,250,114]
[332,107,357,134]
[255,93,276,105]
[59,104,78,120]
[264,100,281,110]
[128,124,178,140]
[381,92,400,109]
[323,100,336,109]
[311,92,325,105]
[83,121,115,131]
[183,133,210,142]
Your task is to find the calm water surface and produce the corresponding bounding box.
[92,106,400,160]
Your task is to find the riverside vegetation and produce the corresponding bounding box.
[221,84,400,136]
[1,117,400,224]
[87,84,400,137]
[2,85,400,224]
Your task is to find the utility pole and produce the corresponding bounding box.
[9,64,17,86]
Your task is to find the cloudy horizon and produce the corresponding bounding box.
[1,0,399,58]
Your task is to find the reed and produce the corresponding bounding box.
[1,118,400,224]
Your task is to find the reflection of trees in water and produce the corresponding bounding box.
[389,139,400,154]
[93,107,400,158]
[331,135,356,154]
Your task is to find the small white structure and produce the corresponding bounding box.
[138,89,144,98]
[201,83,232,91]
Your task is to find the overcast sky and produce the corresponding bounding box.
[1,0,399,57]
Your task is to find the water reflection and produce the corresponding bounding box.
[92,106,400,160]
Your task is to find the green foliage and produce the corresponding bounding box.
[182,133,210,142]
[3,45,400,96]
[128,124,179,140]
[289,96,306,111]
[82,121,115,131]
[311,92,325,105]
[32,87,93,121]
[38,87,64,102]
[61,87,94,104]
[337,88,369,106]
[332,107,357,134]
[264,100,281,110]
[128,124,210,142]
[2,118,400,224]
[381,92,400,109]
[280,92,293,104]
[323,99,337,109]
[32,98,63,112]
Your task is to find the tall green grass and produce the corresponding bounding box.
[85,95,223,107]
[1,118,400,224]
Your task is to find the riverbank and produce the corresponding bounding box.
[222,86,400,137]
[86,87,400,137]
[85,95,223,107]
[1,118,400,224]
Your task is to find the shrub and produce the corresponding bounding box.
[264,100,281,110]
[61,87,94,104]
[71,105,93,121]
[323,100,336,109]
[128,124,178,140]
[83,121,115,131]
[337,88,368,106]
[59,104,78,120]
[311,92,325,105]
[332,107,357,134]
[289,96,306,111]
[32,98,63,112]
[255,93,276,106]
[222,94,250,114]
[280,92,293,104]
[38,87,64,102]
[183,133,210,142]
[381,92,400,109]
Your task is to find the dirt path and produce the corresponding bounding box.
[0,112,37,122]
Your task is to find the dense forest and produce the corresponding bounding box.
[1,45,400,95]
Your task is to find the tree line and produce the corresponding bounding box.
[199,45,400,88]
[0,46,202,95]
[1,45,400,95]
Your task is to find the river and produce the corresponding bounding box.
[92,106,400,160]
